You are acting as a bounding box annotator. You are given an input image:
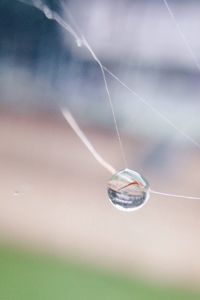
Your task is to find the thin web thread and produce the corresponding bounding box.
[162,0,200,71]
[18,0,200,150]
[103,67,200,150]
[59,2,200,150]
[18,0,200,200]
[61,6,128,166]
[57,0,200,149]
[19,0,127,168]
[80,37,128,168]
[62,110,116,175]
[150,189,200,200]
[59,7,127,168]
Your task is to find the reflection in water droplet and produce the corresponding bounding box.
[107,168,150,211]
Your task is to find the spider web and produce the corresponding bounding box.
[18,0,200,201]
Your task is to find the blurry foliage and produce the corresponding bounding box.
[0,246,199,300]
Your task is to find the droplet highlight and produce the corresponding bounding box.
[107,168,150,211]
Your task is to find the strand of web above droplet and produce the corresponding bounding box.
[18,0,128,172]
[162,0,200,72]
[61,3,200,150]
[18,0,200,151]
[62,110,116,175]
[151,0,200,200]
[18,0,127,168]
[62,110,200,200]
[53,5,200,201]
[18,0,200,200]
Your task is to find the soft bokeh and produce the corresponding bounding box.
[0,0,200,299]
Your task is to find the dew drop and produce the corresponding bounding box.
[107,168,150,211]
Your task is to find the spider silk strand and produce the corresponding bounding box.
[18,0,200,200]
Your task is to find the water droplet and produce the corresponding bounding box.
[107,168,150,211]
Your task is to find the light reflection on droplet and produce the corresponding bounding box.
[107,168,150,211]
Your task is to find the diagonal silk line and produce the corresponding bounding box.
[162,0,200,71]
[17,0,200,200]
[150,189,200,200]
[18,0,127,168]
[62,109,116,175]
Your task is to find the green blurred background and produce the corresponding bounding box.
[1,246,200,300]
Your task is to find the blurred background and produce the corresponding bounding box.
[0,0,200,299]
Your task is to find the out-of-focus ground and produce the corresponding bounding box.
[1,247,200,300]
[1,109,200,289]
